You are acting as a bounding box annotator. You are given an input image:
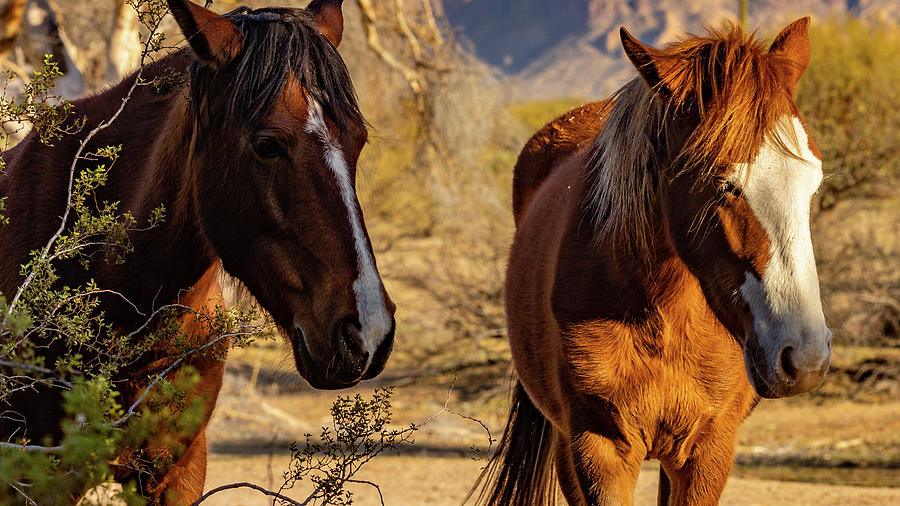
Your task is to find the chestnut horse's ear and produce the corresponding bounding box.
[768,17,811,93]
[620,27,677,94]
[307,0,344,48]
[166,0,241,67]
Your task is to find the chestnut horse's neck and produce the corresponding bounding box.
[553,206,731,369]
[0,49,216,328]
[554,168,714,335]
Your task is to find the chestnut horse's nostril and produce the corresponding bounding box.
[777,345,828,394]
[779,346,798,383]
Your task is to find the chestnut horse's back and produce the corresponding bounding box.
[512,101,607,225]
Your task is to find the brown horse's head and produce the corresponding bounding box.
[167,0,394,389]
[616,19,830,398]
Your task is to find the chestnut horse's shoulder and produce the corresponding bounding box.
[512,100,608,225]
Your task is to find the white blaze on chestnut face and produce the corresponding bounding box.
[305,101,392,363]
[733,116,829,370]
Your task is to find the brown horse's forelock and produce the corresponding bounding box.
[586,25,798,260]
[189,6,363,131]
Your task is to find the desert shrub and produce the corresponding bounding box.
[196,388,418,506]
[508,97,586,131]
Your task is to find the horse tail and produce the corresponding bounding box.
[512,100,609,226]
[467,381,557,506]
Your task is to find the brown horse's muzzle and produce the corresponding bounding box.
[291,316,395,390]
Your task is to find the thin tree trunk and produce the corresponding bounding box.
[0,0,27,59]
[27,0,84,97]
[105,0,140,82]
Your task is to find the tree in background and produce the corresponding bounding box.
[797,18,900,350]
[798,18,900,212]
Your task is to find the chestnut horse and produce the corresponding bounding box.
[0,0,395,502]
[475,19,831,506]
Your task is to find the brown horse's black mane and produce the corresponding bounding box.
[191,6,363,129]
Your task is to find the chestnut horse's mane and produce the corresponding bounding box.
[586,25,800,259]
[190,6,363,129]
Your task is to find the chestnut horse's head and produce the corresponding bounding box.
[613,19,829,398]
[167,0,394,389]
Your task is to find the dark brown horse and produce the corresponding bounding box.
[475,19,831,506]
[0,0,395,502]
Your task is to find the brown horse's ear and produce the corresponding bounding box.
[166,0,241,67]
[620,27,677,94]
[307,0,344,48]
[768,17,811,94]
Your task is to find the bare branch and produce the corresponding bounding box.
[346,479,385,506]
[113,324,265,427]
[417,373,495,457]
[0,360,77,385]
[419,0,444,48]
[0,441,65,452]
[356,0,425,107]
[192,482,302,505]
[394,0,423,62]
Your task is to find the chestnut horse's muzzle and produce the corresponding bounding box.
[743,325,831,398]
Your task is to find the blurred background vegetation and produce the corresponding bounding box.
[0,0,898,500]
[0,0,896,395]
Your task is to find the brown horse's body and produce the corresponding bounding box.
[477,19,831,506]
[0,49,238,504]
[2,1,396,503]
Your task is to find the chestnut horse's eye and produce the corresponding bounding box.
[718,179,743,197]
[251,136,285,159]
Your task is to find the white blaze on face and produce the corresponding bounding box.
[305,101,392,363]
[733,116,828,365]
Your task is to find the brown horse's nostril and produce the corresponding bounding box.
[334,316,365,357]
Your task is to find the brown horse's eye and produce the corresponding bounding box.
[719,179,743,197]
[251,136,284,159]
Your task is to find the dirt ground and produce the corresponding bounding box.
[198,352,900,506]
[203,456,900,506]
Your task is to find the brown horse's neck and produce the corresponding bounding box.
[0,49,216,327]
[105,54,218,319]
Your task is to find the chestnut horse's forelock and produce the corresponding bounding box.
[188,6,362,130]
[585,25,800,261]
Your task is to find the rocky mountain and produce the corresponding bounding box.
[443,0,900,100]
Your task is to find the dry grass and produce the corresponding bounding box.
[814,198,900,347]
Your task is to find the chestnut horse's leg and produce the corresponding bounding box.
[567,429,643,506]
[554,431,587,505]
[660,428,737,506]
[657,466,672,506]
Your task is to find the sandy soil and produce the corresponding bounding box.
[203,455,900,506]
[197,357,900,506]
